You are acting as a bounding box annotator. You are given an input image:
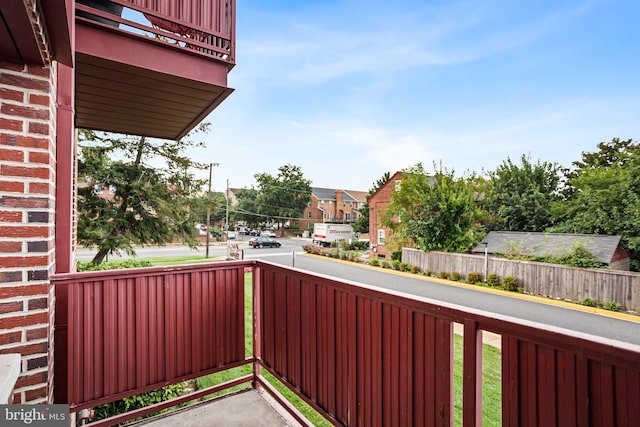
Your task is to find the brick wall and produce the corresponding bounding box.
[0,60,57,403]
[368,172,402,259]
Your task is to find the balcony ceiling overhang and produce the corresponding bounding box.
[74,22,234,140]
[0,0,73,66]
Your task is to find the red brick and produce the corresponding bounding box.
[26,327,47,341]
[0,61,26,72]
[0,148,24,162]
[15,371,47,389]
[28,122,49,135]
[24,386,47,402]
[0,241,21,252]
[0,284,47,298]
[0,300,23,314]
[0,255,48,268]
[0,211,22,222]
[12,393,22,404]
[0,197,50,209]
[0,181,24,192]
[28,182,51,194]
[0,331,22,345]
[0,311,48,329]
[0,134,48,149]
[0,73,49,91]
[1,103,49,120]
[28,151,50,165]
[0,342,47,357]
[0,271,22,284]
[28,298,47,310]
[0,87,23,102]
[28,94,49,106]
[0,118,23,132]
[0,165,50,180]
[26,66,50,78]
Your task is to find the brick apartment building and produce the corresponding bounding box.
[298,187,367,232]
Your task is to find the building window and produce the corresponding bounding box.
[345,213,351,221]
[394,180,401,191]
[378,229,385,245]
[329,201,332,206]
[307,212,312,219]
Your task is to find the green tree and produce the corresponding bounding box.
[77,125,210,264]
[486,154,561,231]
[254,164,312,226]
[551,138,640,270]
[353,171,391,234]
[382,163,479,253]
[232,188,260,227]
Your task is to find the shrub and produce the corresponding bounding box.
[93,382,187,422]
[381,261,392,269]
[369,258,380,267]
[581,297,598,307]
[466,272,482,284]
[391,260,401,270]
[410,265,421,274]
[77,258,152,272]
[391,252,402,262]
[425,270,433,277]
[486,273,500,287]
[603,301,622,311]
[502,276,518,292]
[438,271,449,279]
[450,271,461,281]
[399,262,410,272]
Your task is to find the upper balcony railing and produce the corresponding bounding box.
[75,0,235,66]
[52,260,640,426]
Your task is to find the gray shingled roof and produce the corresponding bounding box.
[312,187,337,201]
[471,231,623,264]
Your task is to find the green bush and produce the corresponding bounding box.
[410,265,421,274]
[369,258,380,267]
[450,271,461,281]
[502,276,518,292]
[381,261,392,269]
[438,271,449,280]
[391,260,401,270]
[399,262,410,272]
[580,297,598,307]
[93,382,187,422]
[77,258,152,272]
[603,301,622,311]
[486,273,500,287]
[425,270,433,277]
[391,252,402,262]
[466,272,482,284]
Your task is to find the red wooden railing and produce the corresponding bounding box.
[53,260,640,426]
[53,261,247,411]
[75,0,235,65]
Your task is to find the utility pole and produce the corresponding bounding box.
[205,162,220,258]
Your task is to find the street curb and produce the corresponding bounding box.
[302,253,640,323]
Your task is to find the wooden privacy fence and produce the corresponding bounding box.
[256,262,640,426]
[403,248,640,312]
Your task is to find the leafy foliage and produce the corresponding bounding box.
[502,276,519,292]
[551,138,640,270]
[77,259,151,272]
[486,154,561,231]
[77,125,211,264]
[467,271,482,284]
[254,164,312,225]
[382,163,481,254]
[353,172,391,234]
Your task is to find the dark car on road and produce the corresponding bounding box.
[251,237,281,248]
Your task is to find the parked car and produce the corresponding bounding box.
[260,230,276,237]
[248,237,258,247]
[249,229,259,236]
[226,231,236,239]
[252,237,281,248]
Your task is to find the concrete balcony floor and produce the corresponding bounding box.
[133,389,298,427]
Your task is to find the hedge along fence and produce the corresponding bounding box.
[402,248,640,313]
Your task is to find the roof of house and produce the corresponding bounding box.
[343,190,367,203]
[471,231,624,264]
[312,187,337,201]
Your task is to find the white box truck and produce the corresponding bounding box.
[312,223,354,247]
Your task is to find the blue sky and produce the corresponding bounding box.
[196,0,639,192]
